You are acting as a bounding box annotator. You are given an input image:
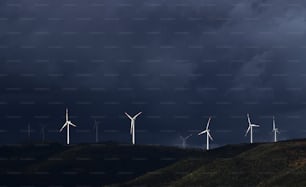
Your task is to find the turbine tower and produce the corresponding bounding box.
[179,134,192,148]
[245,113,260,144]
[125,112,142,145]
[198,117,213,150]
[272,116,280,142]
[93,120,100,143]
[60,108,77,145]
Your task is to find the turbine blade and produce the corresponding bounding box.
[247,113,251,124]
[186,134,193,139]
[208,132,213,141]
[60,123,67,132]
[125,112,133,120]
[66,108,69,121]
[198,130,206,135]
[69,122,77,127]
[245,126,250,136]
[134,112,142,119]
[206,117,212,130]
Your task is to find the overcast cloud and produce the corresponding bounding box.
[0,0,306,146]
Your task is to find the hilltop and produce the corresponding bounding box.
[0,142,203,186]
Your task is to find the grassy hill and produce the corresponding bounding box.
[0,142,203,186]
[123,140,306,187]
[1,140,306,186]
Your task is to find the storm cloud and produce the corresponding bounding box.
[0,0,306,146]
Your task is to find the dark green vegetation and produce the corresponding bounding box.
[1,140,306,186]
[0,142,203,186]
[124,139,306,187]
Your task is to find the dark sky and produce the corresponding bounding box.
[1,0,306,147]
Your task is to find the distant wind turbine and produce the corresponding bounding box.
[179,134,192,148]
[27,123,32,138]
[125,112,142,145]
[198,117,213,150]
[245,113,260,144]
[272,116,280,142]
[40,124,48,143]
[20,124,34,141]
[93,120,100,143]
[59,108,77,145]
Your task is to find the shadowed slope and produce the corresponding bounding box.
[124,140,306,187]
[0,143,202,186]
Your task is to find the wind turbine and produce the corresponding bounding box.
[59,108,77,145]
[272,116,280,142]
[125,112,142,145]
[40,124,47,143]
[20,124,33,141]
[198,117,213,150]
[27,123,32,138]
[93,120,100,143]
[245,113,260,144]
[179,134,192,148]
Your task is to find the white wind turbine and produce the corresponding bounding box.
[59,108,77,145]
[125,112,142,145]
[245,113,260,144]
[93,120,100,143]
[198,117,213,150]
[272,116,280,142]
[179,134,192,148]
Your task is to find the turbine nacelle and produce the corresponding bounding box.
[245,124,260,135]
[125,112,142,120]
[198,130,207,136]
[272,128,280,133]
